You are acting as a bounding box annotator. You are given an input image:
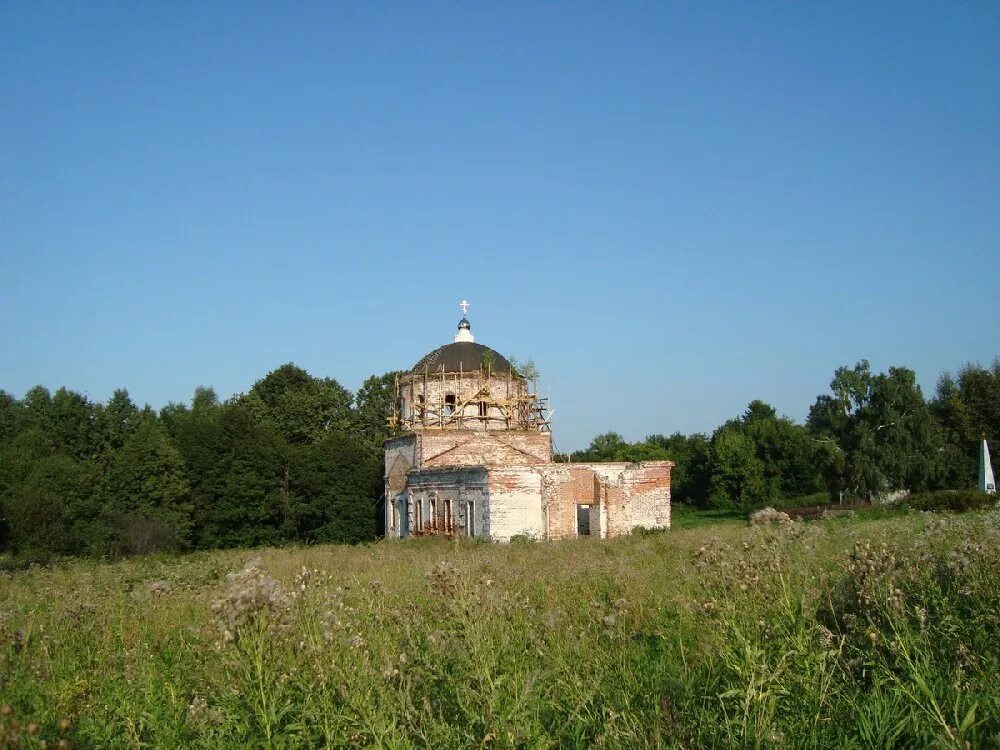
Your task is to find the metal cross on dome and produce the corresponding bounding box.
[459,299,470,316]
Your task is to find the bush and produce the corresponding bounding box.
[902,490,997,513]
[777,491,832,509]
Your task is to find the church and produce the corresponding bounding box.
[383,303,672,541]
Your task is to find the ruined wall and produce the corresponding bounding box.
[619,462,672,532]
[485,467,545,541]
[539,466,599,540]
[383,434,419,538]
[420,430,552,468]
[539,461,672,539]
[383,431,669,541]
[585,461,672,536]
[404,467,489,538]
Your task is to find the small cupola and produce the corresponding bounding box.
[454,300,475,343]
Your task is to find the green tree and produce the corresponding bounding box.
[3,453,101,557]
[709,428,767,510]
[646,432,713,506]
[809,362,944,500]
[739,401,824,500]
[49,387,97,460]
[571,432,630,461]
[0,390,24,446]
[242,363,354,444]
[354,371,404,445]
[21,385,53,435]
[287,434,381,543]
[931,359,1000,487]
[95,388,141,458]
[104,420,192,553]
[0,427,57,553]
[173,402,289,549]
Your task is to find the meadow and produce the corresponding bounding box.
[1,508,998,749]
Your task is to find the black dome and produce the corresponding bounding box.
[411,342,516,375]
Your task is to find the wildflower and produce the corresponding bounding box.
[147,580,171,596]
[187,696,207,720]
[426,561,461,596]
[210,558,292,645]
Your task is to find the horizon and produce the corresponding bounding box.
[3,3,998,451]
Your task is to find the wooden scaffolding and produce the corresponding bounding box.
[388,365,550,432]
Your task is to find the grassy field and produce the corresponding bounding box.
[1,508,999,749]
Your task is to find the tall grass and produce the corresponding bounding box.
[1,510,998,748]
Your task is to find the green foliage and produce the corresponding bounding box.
[286,433,381,543]
[902,489,997,513]
[3,451,101,557]
[0,364,389,560]
[647,432,712,506]
[0,390,23,445]
[242,363,354,444]
[507,355,539,382]
[354,370,404,445]
[2,352,998,562]
[569,431,673,464]
[709,428,766,510]
[808,362,946,500]
[931,359,1000,487]
[1,511,998,747]
[103,419,192,554]
[480,350,496,374]
[709,400,825,510]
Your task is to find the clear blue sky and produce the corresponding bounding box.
[2,2,998,451]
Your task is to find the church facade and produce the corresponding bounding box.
[384,305,672,541]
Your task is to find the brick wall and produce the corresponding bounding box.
[420,430,552,468]
[404,467,488,538]
[384,431,669,540]
[383,434,418,537]
[485,467,545,540]
[539,461,672,539]
[539,466,599,539]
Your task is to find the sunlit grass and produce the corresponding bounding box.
[1,509,998,748]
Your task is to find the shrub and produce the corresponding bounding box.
[902,490,997,513]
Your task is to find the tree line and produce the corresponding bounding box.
[0,364,402,560]
[1,356,997,560]
[564,358,1000,511]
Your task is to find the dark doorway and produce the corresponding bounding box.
[577,504,591,536]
